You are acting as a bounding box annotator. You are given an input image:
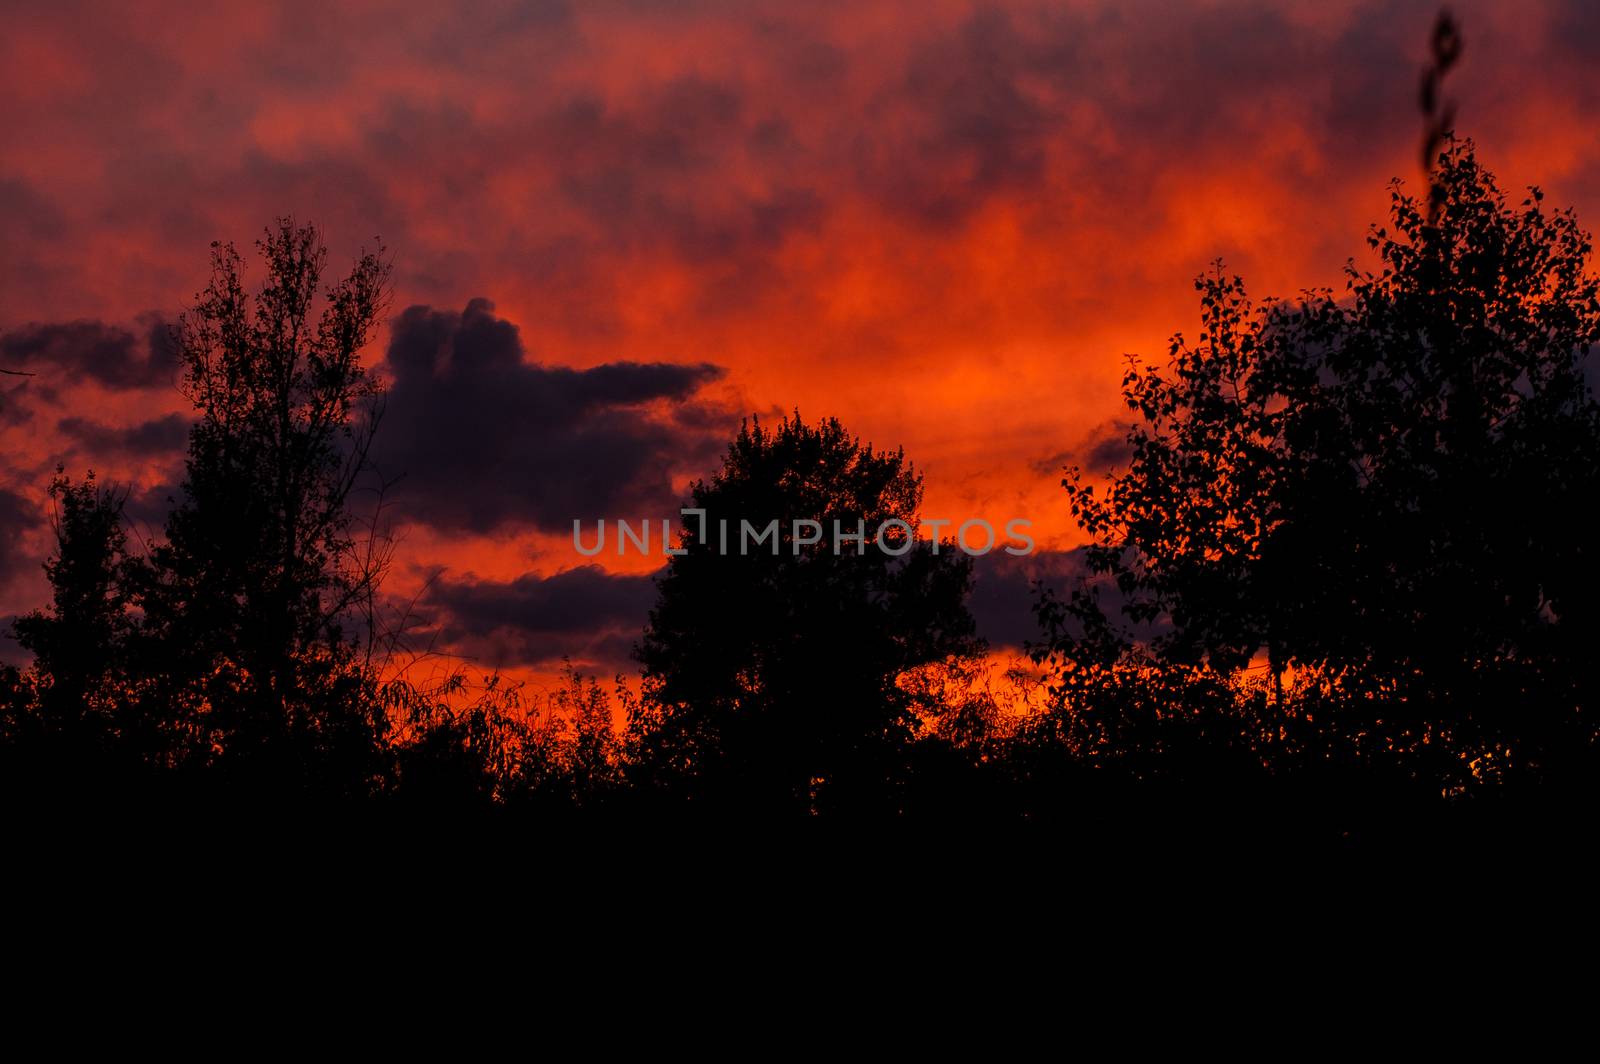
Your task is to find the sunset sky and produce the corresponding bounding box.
[4,0,1599,681]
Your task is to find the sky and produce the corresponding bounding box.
[3,0,1599,682]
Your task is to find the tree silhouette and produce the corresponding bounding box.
[1045,139,1600,799]
[13,473,134,728]
[631,414,981,816]
[3,471,146,802]
[131,219,394,798]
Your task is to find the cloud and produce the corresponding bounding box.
[1032,418,1136,478]
[0,315,178,392]
[967,547,1088,652]
[424,563,657,671]
[422,546,1103,671]
[0,382,35,428]
[0,614,22,669]
[0,487,42,591]
[120,480,183,534]
[57,413,190,458]
[374,298,734,533]
[855,6,1057,226]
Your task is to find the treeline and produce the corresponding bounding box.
[3,141,1599,831]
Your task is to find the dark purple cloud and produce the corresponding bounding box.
[424,563,657,671]
[967,547,1086,651]
[0,487,43,592]
[425,545,1097,671]
[57,413,190,458]
[119,480,184,534]
[374,298,734,533]
[0,315,179,393]
[1032,418,1137,478]
[0,614,22,669]
[0,381,35,428]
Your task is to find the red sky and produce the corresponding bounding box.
[4,0,1600,678]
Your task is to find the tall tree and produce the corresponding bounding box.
[632,414,981,816]
[136,219,392,795]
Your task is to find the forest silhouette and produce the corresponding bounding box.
[3,17,1598,837]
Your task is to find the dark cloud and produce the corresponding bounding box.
[969,543,1171,652]
[425,544,1107,668]
[374,299,733,533]
[1079,423,1136,472]
[0,487,43,591]
[0,613,23,669]
[425,546,1109,669]
[120,481,183,534]
[0,315,178,392]
[425,563,658,670]
[0,381,36,428]
[1033,418,1136,477]
[967,547,1087,651]
[57,413,190,459]
[425,548,1102,671]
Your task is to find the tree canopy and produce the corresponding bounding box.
[1045,139,1600,797]
[632,413,982,816]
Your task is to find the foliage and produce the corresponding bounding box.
[632,413,982,815]
[385,663,629,811]
[1044,140,1600,796]
[130,219,394,793]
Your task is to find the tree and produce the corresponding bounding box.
[134,219,393,796]
[631,414,981,816]
[1045,139,1600,795]
[4,471,147,801]
[12,472,134,729]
